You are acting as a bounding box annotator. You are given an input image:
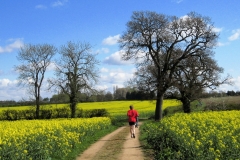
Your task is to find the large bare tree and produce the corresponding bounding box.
[48,41,99,118]
[173,51,230,113]
[119,11,218,121]
[15,44,57,119]
[131,50,230,113]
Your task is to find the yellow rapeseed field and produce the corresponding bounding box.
[0,100,182,117]
[144,110,240,159]
[76,100,181,116]
[0,117,111,159]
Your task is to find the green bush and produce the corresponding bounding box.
[83,109,109,118]
[0,107,109,121]
[2,110,20,120]
[1,109,36,120]
[21,109,35,120]
[163,106,182,117]
[55,106,71,118]
[76,108,84,118]
[39,109,53,119]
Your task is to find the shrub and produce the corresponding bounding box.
[0,107,109,120]
[39,109,53,119]
[52,106,71,118]
[83,109,109,118]
[2,109,20,120]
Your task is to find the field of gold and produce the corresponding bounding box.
[0,117,111,159]
[144,110,240,159]
[76,100,181,117]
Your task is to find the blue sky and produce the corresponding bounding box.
[1,0,240,101]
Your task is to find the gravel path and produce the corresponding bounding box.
[76,123,147,160]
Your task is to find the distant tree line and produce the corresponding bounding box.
[1,89,239,107]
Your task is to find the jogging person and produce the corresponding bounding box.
[127,105,139,138]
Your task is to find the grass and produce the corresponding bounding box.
[201,96,240,104]
[139,120,155,160]
[162,96,240,116]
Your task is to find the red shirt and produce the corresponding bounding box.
[127,109,138,122]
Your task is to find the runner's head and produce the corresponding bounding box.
[130,105,133,110]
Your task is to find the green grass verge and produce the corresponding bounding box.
[139,120,155,160]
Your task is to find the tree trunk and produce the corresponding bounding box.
[70,103,76,118]
[155,90,164,121]
[36,96,40,119]
[181,97,191,113]
[35,84,40,119]
[70,96,77,118]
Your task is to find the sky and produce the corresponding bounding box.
[1,0,240,101]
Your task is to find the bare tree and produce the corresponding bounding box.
[105,91,113,101]
[96,90,106,102]
[133,50,231,113]
[119,11,218,120]
[15,44,57,119]
[48,41,99,118]
[130,63,158,92]
[114,88,128,100]
[173,51,231,113]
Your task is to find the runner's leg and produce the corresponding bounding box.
[131,124,135,138]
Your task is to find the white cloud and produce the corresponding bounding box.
[109,72,127,82]
[0,39,24,54]
[231,76,240,90]
[35,5,47,9]
[180,15,189,21]
[96,48,109,54]
[228,29,240,41]
[212,27,223,33]
[92,67,135,93]
[176,0,183,4]
[52,0,68,7]
[217,42,229,47]
[102,34,120,45]
[217,76,240,92]
[95,85,109,91]
[0,79,18,87]
[0,79,24,101]
[46,62,57,71]
[100,68,134,85]
[0,78,55,101]
[103,50,133,65]
[36,0,68,9]
[172,0,183,3]
[0,89,25,101]
[100,67,109,73]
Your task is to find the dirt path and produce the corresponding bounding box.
[76,122,147,160]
